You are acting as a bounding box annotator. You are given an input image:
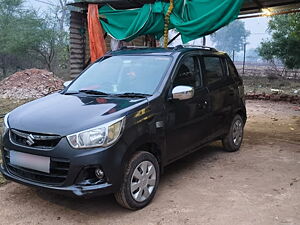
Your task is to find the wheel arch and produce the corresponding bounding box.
[122,137,163,176]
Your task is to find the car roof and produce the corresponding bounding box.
[106,46,227,57]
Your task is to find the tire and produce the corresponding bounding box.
[222,114,244,152]
[114,151,160,210]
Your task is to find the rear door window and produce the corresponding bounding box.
[202,56,225,85]
[226,58,240,80]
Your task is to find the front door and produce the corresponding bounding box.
[165,54,211,162]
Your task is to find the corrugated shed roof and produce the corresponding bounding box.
[241,0,300,14]
[68,0,300,14]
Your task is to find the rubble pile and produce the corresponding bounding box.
[0,69,64,99]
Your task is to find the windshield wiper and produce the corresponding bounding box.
[115,92,151,98]
[78,90,109,95]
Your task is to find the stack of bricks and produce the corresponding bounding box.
[245,93,300,104]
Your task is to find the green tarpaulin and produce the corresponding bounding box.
[99,0,244,43]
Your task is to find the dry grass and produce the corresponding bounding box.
[242,76,300,95]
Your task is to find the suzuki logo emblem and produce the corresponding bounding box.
[26,134,35,146]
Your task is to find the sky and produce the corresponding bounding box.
[26,0,271,50]
[243,17,270,49]
[25,0,50,11]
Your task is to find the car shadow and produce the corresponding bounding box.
[36,142,226,215]
[163,142,225,178]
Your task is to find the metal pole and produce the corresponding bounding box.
[202,36,206,46]
[243,43,246,74]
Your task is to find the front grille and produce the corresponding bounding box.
[10,129,61,149]
[3,148,70,185]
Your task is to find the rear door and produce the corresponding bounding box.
[201,55,235,137]
[226,56,245,106]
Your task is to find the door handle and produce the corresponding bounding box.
[197,101,208,109]
[229,90,235,96]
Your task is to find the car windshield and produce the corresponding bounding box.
[66,55,172,96]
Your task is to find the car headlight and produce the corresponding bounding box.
[67,117,126,149]
[2,113,9,136]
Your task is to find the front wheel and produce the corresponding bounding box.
[114,151,160,210]
[222,115,244,152]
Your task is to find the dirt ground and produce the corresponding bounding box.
[0,100,299,225]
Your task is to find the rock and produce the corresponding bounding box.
[271,89,284,94]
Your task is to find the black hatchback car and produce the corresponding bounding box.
[1,45,246,210]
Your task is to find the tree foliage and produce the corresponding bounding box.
[258,13,300,69]
[211,20,250,53]
[0,0,69,79]
[0,0,42,75]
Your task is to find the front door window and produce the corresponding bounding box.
[173,56,201,88]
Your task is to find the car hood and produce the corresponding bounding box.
[8,93,147,136]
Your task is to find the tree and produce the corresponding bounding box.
[258,13,300,69]
[0,0,70,79]
[31,0,70,74]
[33,0,69,32]
[211,20,250,53]
[0,0,46,76]
[246,48,261,63]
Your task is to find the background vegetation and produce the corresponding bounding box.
[258,12,300,70]
[211,20,250,55]
[0,0,69,80]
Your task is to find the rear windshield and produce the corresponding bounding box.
[67,55,172,95]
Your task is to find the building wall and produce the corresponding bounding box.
[69,11,87,78]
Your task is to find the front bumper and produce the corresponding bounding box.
[0,164,114,196]
[0,132,128,196]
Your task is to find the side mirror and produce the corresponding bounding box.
[63,80,73,88]
[172,85,194,100]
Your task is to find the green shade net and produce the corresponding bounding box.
[99,0,244,43]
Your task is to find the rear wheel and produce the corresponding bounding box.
[114,151,159,210]
[222,115,244,152]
